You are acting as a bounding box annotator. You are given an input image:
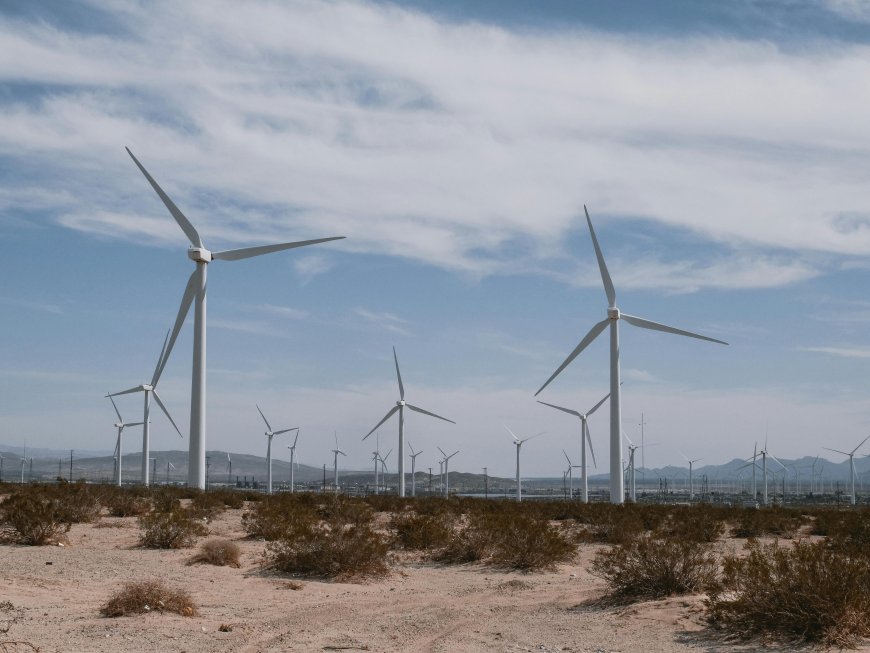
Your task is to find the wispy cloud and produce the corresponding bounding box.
[353,307,411,336]
[293,255,334,284]
[0,296,64,315]
[258,304,309,320]
[210,318,291,338]
[799,345,870,359]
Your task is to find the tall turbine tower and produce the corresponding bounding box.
[681,453,702,502]
[437,447,459,497]
[286,430,301,493]
[823,434,870,506]
[256,405,297,495]
[107,396,143,487]
[332,432,346,493]
[363,347,455,497]
[535,206,728,504]
[109,331,183,485]
[505,426,543,502]
[125,148,345,489]
[537,389,609,503]
[408,442,424,497]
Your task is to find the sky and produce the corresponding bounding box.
[2,0,870,478]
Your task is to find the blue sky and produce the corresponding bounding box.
[2,0,870,477]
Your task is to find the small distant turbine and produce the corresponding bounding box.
[505,426,543,502]
[680,452,702,502]
[380,449,392,492]
[823,433,870,506]
[286,429,301,493]
[107,395,144,487]
[535,206,728,504]
[408,441,424,497]
[437,447,459,497]
[256,405,298,495]
[562,450,582,500]
[625,435,640,502]
[332,431,347,493]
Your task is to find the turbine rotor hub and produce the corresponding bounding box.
[607,306,620,319]
[187,247,213,263]
[397,400,405,407]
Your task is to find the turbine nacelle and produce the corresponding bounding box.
[607,307,620,320]
[397,400,406,407]
[187,247,213,263]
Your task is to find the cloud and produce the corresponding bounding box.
[0,296,64,315]
[293,255,334,284]
[799,345,870,359]
[258,304,309,320]
[2,1,870,290]
[353,307,411,336]
[210,318,291,338]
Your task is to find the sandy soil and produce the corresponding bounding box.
[0,507,864,653]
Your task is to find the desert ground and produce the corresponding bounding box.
[0,503,863,653]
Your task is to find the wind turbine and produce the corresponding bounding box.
[362,347,455,497]
[379,449,392,493]
[226,452,232,485]
[823,434,870,506]
[107,395,144,487]
[256,405,297,495]
[108,331,183,485]
[626,436,640,502]
[286,429,301,493]
[537,390,609,503]
[437,447,459,497]
[505,426,543,502]
[408,441,424,497]
[332,431,347,493]
[562,450,582,500]
[535,206,728,504]
[19,456,31,484]
[681,452,702,502]
[125,148,344,489]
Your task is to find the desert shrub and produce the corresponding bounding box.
[0,492,71,545]
[105,492,151,517]
[487,513,575,571]
[590,533,718,603]
[434,512,499,564]
[659,505,727,543]
[242,494,316,541]
[390,511,455,551]
[52,482,102,524]
[100,580,197,617]
[575,505,646,544]
[731,506,805,538]
[267,507,389,581]
[138,507,208,549]
[707,539,870,647]
[207,488,245,509]
[189,490,226,518]
[187,539,241,567]
[814,509,870,556]
[147,487,183,513]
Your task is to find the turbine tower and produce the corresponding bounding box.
[379,449,392,493]
[109,331,183,485]
[107,395,143,487]
[437,447,459,497]
[537,390,609,503]
[408,442,424,497]
[505,426,543,502]
[125,148,345,489]
[626,436,639,501]
[332,431,346,493]
[823,434,870,506]
[256,405,297,495]
[286,429,301,493]
[681,453,702,502]
[363,347,455,497]
[535,206,728,504]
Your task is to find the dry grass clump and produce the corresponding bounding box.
[138,507,208,549]
[590,533,717,603]
[100,580,197,617]
[390,510,455,551]
[0,491,72,545]
[187,539,241,567]
[707,539,870,647]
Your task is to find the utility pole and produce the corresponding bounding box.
[483,467,488,498]
[322,464,327,493]
[205,456,211,490]
[69,449,74,482]
[152,458,158,483]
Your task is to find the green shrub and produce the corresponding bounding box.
[590,534,717,603]
[487,513,575,572]
[100,580,197,617]
[138,507,208,549]
[707,539,870,647]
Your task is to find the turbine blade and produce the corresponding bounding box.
[407,441,416,456]
[109,386,143,397]
[292,430,300,448]
[437,446,447,458]
[392,346,405,400]
[151,389,183,438]
[768,453,787,470]
[584,206,616,308]
[256,404,273,432]
[823,447,849,456]
[621,313,729,345]
[212,236,345,261]
[522,432,546,444]
[405,403,455,424]
[563,449,571,465]
[363,405,400,440]
[108,395,123,422]
[153,270,197,385]
[586,424,597,468]
[125,147,202,248]
[586,390,612,417]
[851,433,870,455]
[536,400,581,418]
[123,421,145,427]
[151,330,170,387]
[274,427,299,436]
[503,424,520,442]
[535,318,609,396]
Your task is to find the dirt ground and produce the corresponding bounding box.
[0,506,865,653]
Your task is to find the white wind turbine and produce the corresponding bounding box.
[505,426,543,502]
[562,450,582,500]
[379,449,392,493]
[535,206,728,503]
[537,390,610,503]
[107,395,144,487]
[408,442,424,497]
[286,429,301,493]
[625,436,640,502]
[109,331,183,486]
[681,452,702,502]
[256,405,298,495]
[741,440,786,506]
[823,434,870,506]
[19,456,31,484]
[437,447,459,497]
[363,347,455,497]
[125,148,344,489]
[332,431,347,493]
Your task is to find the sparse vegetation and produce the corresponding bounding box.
[390,510,455,551]
[100,580,197,617]
[187,539,241,567]
[138,507,208,549]
[0,491,72,545]
[730,506,805,538]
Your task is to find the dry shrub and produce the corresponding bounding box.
[575,505,646,544]
[659,505,727,543]
[242,494,305,541]
[731,506,805,538]
[148,488,182,514]
[0,492,71,545]
[266,503,388,581]
[707,539,870,647]
[590,534,717,603]
[138,507,208,549]
[433,513,498,564]
[189,490,226,517]
[100,580,197,617]
[390,511,455,551]
[814,509,870,556]
[187,539,241,567]
[208,488,245,509]
[105,492,151,517]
